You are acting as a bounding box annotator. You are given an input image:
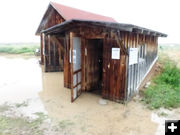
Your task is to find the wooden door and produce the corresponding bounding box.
[102,38,126,101]
[70,36,82,102]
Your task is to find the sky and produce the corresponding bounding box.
[0,0,179,44]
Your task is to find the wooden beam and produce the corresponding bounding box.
[51,35,64,52]
[70,32,73,102]
[150,32,156,36]
[48,35,51,65]
[132,28,143,34]
[143,30,150,35]
[113,32,129,55]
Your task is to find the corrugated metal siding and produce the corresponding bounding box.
[127,35,158,100]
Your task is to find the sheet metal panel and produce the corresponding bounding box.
[127,43,157,100]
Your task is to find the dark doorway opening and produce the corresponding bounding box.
[85,39,103,95]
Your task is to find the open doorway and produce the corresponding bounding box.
[85,39,103,95]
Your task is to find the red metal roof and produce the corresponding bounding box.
[50,2,117,23]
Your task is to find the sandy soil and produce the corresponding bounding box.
[0,55,179,135]
[39,72,157,135]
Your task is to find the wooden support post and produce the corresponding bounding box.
[40,33,44,64]
[48,35,51,66]
[70,32,73,102]
[53,41,56,67]
[44,34,48,72]
[81,38,85,91]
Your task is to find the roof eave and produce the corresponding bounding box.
[41,19,167,37]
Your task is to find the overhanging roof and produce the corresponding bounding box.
[36,2,117,35]
[42,19,167,37]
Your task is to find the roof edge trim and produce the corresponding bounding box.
[41,19,167,37]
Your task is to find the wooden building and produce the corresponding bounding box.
[36,2,167,102]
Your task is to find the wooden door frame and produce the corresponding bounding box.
[84,38,104,92]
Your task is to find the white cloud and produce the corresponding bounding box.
[0,0,179,43]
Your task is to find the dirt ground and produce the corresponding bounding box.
[0,52,179,135]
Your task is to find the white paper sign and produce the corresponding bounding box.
[73,50,76,63]
[112,48,120,59]
[69,50,71,63]
[129,48,138,65]
[85,48,87,56]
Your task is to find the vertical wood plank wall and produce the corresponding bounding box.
[102,37,127,101]
[40,6,65,64]
[44,34,65,72]
[72,27,129,101]
[43,25,159,102]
